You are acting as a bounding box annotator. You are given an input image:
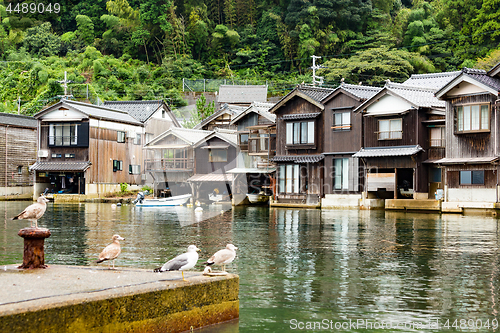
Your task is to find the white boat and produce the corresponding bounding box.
[246,193,270,204]
[209,193,224,202]
[135,194,192,206]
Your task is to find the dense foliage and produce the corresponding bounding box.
[1,0,500,114]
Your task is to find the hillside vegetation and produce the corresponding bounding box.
[1,0,500,114]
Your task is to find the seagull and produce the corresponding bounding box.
[204,244,238,272]
[154,245,200,281]
[96,235,125,269]
[11,196,49,228]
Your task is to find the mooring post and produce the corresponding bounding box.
[17,228,51,269]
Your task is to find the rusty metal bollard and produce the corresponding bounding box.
[17,227,51,269]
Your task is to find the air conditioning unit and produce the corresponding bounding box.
[141,174,147,181]
[38,150,49,158]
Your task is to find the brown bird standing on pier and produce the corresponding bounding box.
[97,235,125,269]
[204,244,238,272]
[11,196,49,228]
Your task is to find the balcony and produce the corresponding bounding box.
[145,158,194,171]
[249,137,276,156]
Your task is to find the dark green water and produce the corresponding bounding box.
[1,201,500,332]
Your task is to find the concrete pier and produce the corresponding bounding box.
[0,265,239,333]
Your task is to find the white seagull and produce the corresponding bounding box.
[204,244,238,272]
[97,234,125,269]
[154,245,200,281]
[12,196,49,228]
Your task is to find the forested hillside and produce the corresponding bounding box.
[1,0,500,114]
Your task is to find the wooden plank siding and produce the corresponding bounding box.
[447,170,496,188]
[86,127,143,185]
[194,137,237,174]
[0,125,36,187]
[39,124,89,161]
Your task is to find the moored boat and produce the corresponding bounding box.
[135,193,192,206]
[246,193,270,204]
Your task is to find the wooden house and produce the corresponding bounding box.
[0,113,37,198]
[320,83,382,208]
[143,127,211,196]
[187,129,238,202]
[434,66,500,212]
[30,100,144,199]
[194,103,245,131]
[353,80,450,204]
[227,102,276,205]
[269,85,333,207]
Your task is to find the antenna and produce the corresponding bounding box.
[311,55,324,86]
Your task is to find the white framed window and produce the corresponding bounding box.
[285,121,315,145]
[334,158,349,190]
[280,164,300,193]
[209,149,227,162]
[378,118,402,140]
[113,160,123,172]
[456,104,490,133]
[117,131,126,143]
[430,127,445,147]
[333,112,351,131]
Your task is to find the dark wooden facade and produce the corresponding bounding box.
[194,137,237,174]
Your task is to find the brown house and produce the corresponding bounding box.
[353,80,450,206]
[0,113,37,198]
[30,100,144,199]
[435,66,500,212]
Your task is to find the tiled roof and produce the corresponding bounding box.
[353,145,423,158]
[281,112,321,120]
[462,69,500,92]
[403,71,461,90]
[194,103,244,130]
[37,100,142,125]
[271,154,325,163]
[229,102,276,125]
[104,100,179,126]
[0,112,37,128]
[297,85,334,102]
[218,85,268,103]
[338,83,383,100]
[29,161,92,172]
[385,82,445,108]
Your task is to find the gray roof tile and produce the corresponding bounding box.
[403,71,461,90]
[353,145,423,158]
[104,100,178,125]
[385,82,445,108]
[0,113,37,128]
[338,83,383,100]
[272,154,325,163]
[29,161,92,172]
[297,85,334,102]
[281,112,321,120]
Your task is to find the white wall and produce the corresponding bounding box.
[365,94,413,115]
[447,188,496,202]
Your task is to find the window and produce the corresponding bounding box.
[209,149,227,162]
[239,133,249,145]
[49,124,78,146]
[279,164,300,193]
[378,119,402,140]
[456,104,490,133]
[117,131,125,143]
[286,121,314,145]
[430,168,442,183]
[129,165,141,174]
[65,153,75,158]
[134,133,141,145]
[460,170,484,185]
[113,160,123,172]
[430,127,445,147]
[332,112,351,131]
[334,158,349,190]
[17,166,22,175]
[51,153,62,158]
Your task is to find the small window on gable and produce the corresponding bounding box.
[332,112,351,131]
[117,131,126,143]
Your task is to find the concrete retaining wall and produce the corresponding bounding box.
[321,194,361,209]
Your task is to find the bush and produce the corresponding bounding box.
[120,183,128,193]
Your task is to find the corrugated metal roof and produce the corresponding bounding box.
[281,112,321,120]
[271,154,325,163]
[385,82,445,108]
[433,157,498,164]
[297,85,334,102]
[403,71,461,90]
[218,85,268,103]
[338,83,383,100]
[104,100,179,126]
[0,112,37,128]
[187,173,234,182]
[29,161,92,172]
[353,145,423,158]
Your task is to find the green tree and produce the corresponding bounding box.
[76,15,95,46]
[23,22,62,56]
[195,94,216,119]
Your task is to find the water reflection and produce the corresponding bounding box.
[1,203,500,332]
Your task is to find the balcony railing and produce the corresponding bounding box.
[145,158,194,171]
[430,139,445,147]
[249,137,276,155]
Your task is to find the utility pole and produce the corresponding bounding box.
[311,55,324,86]
[57,71,73,100]
[17,96,21,114]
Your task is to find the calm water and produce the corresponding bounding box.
[1,201,500,332]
